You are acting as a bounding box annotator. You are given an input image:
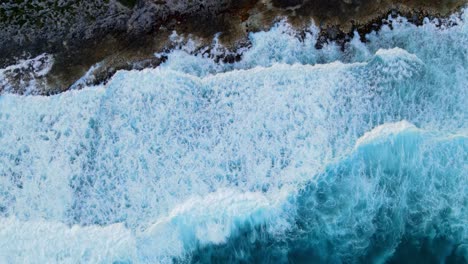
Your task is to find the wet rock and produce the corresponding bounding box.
[0,54,54,95]
[0,0,466,95]
[272,0,304,8]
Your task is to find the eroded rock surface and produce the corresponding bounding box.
[0,0,466,94]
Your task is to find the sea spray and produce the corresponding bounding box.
[0,8,466,264]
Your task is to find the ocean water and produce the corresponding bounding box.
[0,9,467,264]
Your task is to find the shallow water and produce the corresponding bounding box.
[0,9,467,264]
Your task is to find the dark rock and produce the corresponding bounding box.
[0,0,466,95]
[272,0,304,8]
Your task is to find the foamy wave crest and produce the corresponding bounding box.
[0,7,466,264]
[192,122,467,263]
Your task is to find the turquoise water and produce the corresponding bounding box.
[0,9,466,264]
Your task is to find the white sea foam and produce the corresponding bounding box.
[355,120,417,147]
[0,217,136,264]
[0,7,466,263]
[0,188,292,263]
[0,53,54,94]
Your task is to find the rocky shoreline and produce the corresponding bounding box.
[0,0,466,95]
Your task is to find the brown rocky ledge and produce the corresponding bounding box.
[0,0,466,95]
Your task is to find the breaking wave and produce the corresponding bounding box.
[0,8,467,264]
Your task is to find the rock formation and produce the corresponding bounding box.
[0,0,466,94]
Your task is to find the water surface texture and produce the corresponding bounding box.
[0,10,467,264]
